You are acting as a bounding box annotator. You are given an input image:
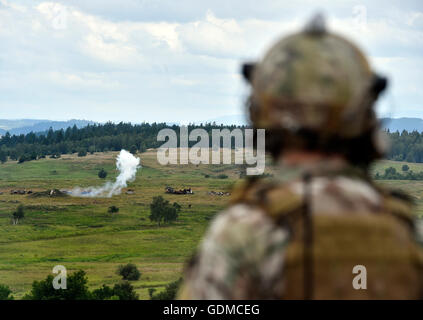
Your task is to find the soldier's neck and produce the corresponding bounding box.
[279,150,348,168]
[272,150,369,182]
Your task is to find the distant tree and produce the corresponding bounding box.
[92,282,138,300]
[108,206,119,215]
[149,196,181,226]
[24,270,90,300]
[402,164,410,172]
[148,288,156,299]
[98,168,108,179]
[0,284,14,300]
[0,150,7,163]
[111,281,139,300]
[149,278,182,300]
[116,263,141,281]
[406,153,415,162]
[164,202,181,224]
[91,284,115,300]
[12,205,25,225]
[217,174,228,179]
[385,167,397,175]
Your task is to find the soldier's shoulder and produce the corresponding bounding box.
[180,202,290,300]
[207,203,274,242]
[383,188,414,204]
[378,186,415,221]
[201,199,291,257]
[229,177,303,220]
[229,173,415,219]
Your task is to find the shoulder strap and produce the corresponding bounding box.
[230,177,304,223]
[381,189,415,231]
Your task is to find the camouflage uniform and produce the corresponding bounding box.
[179,161,423,299]
[178,15,423,299]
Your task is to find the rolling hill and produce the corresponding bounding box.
[0,119,95,136]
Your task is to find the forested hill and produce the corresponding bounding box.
[0,119,94,136]
[0,122,244,163]
[387,130,423,162]
[381,117,423,133]
[0,121,421,164]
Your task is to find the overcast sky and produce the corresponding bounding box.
[0,0,422,123]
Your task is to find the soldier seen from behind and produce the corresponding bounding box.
[178,14,423,300]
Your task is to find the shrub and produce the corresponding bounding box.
[25,270,90,300]
[0,284,13,300]
[112,281,139,300]
[116,263,141,281]
[108,206,119,214]
[91,284,114,300]
[150,278,182,300]
[374,166,423,180]
[217,174,228,179]
[149,196,181,226]
[12,205,25,225]
[402,164,410,172]
[0,150,7,163]
[98,168,108,179]
[92,282,138,300]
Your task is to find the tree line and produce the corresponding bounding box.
[374,165,423,180]
[3,124,423,164]
[0,122,246,163]
[386,130,423,162]
[0,265,181,300]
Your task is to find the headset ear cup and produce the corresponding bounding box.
[242,63,256,83]
[372,74,388,98]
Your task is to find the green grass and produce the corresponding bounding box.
[0,150,234,299]
[371,160,423,175]
[1,152,423,299]
[371,160,423,217]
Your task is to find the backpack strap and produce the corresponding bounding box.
[380,189,415,231]
[230,177,304,225]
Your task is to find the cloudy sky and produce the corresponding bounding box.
[0,0,422,123]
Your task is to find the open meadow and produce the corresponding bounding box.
[0,150,423,299]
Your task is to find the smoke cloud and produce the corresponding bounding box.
[70,149,141,198]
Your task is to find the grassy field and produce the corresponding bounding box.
[1,150,423,299]
[370,160,423,217]
[0,150,239,299]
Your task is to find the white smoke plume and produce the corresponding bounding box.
[70,149,141,198]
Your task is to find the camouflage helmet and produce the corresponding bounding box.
[243,14,388,155]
